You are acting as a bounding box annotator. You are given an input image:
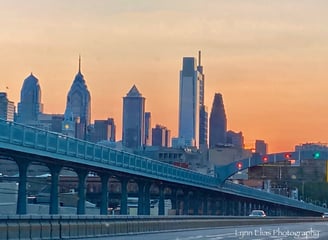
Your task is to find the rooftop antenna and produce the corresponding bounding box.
[198,50,201,66]
[78,55,81,73]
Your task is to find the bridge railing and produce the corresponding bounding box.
[0,119,218,188]
[222,181,327,212]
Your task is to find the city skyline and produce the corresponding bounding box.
[1,1,328,152]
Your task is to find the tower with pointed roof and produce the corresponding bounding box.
[63,57,91,139]
[122,85,145,149]
[17,73,43,124]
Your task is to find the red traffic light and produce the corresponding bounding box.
[284,153,292,159]
[236,162,243,169]
[262,156,269,163]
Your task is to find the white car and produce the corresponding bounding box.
[322,213,328,218]
[249,210,266,217]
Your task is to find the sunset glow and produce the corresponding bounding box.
[1,1,328,152]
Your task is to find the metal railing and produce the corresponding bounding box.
[0,119,217,188]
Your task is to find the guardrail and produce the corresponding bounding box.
[0,215,327,240]
[0,119,217,188]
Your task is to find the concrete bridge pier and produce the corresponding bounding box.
[120,178,128,215]
[99,174,110,215]
[76,169,88,215]
[137,181,151,215]
[48,164,62,214]
[202,194,208,215]
[16,159,30,215]
[192,192,199,215]
[158,183,165,215]
[183,191,190,215]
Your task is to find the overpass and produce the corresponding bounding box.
[216,150,328,183]
[0,119,327,216]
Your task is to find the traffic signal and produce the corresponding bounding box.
[284,153,292,159]
[313,152,320,159]
[262,156,269,163]
[236,162,243,170]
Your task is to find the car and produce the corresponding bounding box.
[322,213,328,218]
[249,210,266,217]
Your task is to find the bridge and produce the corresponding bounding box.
[0,118,327,217]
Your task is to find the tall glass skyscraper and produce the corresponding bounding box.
[144,112,152,146]
[63,57,91,139]
[179,52,206,148]
[197,51,208,148]
[122,85,145,149]
[209,93,227,148]
[17,73,43,123]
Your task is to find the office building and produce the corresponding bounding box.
[152,124,171,147]
[255,140,268,155]
[227,130,244,149]
[209,93,227,148]
[122,85,145,149]
[197,51,208,149]
[144,112,152,146]
[92,118,116,143]
[17,73,43,124]
[63,57,91,139]
[0,92,15,121]
[178,56,200,147]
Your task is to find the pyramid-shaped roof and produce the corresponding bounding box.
[126,85,142,97]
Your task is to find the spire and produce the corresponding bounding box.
[198,50,201,66]
[78,55,81,73]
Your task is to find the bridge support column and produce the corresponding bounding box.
[192,192,199,215]
[16,160,30,215]
[170,188,177,215]
[210,198,217,215]
[99,174,110,215]
[137,181,151,215]
[77,170,88,215]
[144,183,151,215]
[183,191,190,215]
[49,165,62,214]
[203,195,208,215]
[137,181,145,215]
[120,178,128,215]
[158,183,165,215]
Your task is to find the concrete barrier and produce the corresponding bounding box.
[0,215,328,239]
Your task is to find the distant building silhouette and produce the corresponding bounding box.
[17,73,43,124]
[255,140,268,155]
[197,51,208,149]
[122,85,145,149]
[63,57,91,139]
[152,124,171,147]
[209,93,227,148]
[227,130,244,149]
[144,112,152,146]
[0,92,15,121]
[92,118,116,143]
[178,51,207,149]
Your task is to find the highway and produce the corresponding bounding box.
[86,221,328,240]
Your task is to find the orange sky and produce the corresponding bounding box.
[1,1,328,153]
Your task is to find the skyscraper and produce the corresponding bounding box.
[63,57,91,139]
[0,92,15,121]
[197,51,208,148]
[92,118,116,143]
[144,112,152,146]
[122,85,145,149]
[255,140,268,155]
[17,73,43,124]
[152,124,171,147]
[178,56,200,148]
[209,93,227,148]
